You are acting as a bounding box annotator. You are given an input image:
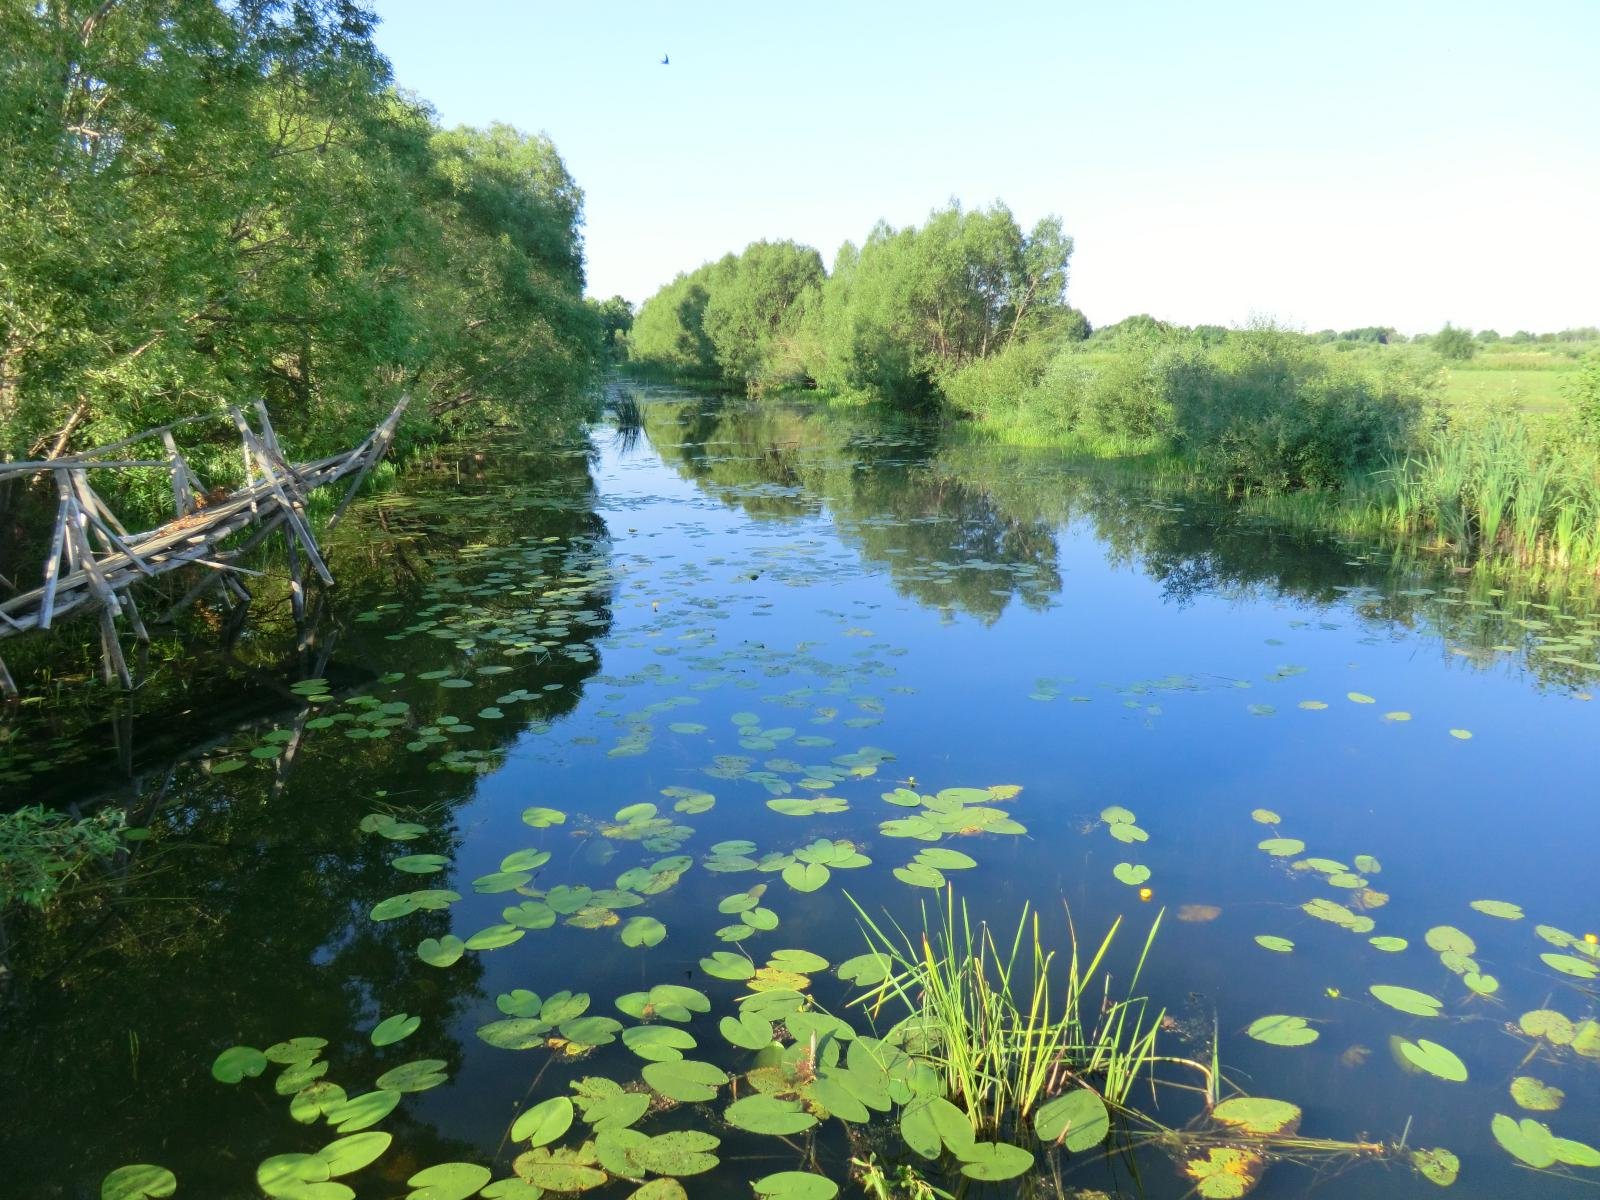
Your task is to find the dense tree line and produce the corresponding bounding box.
[0,0,604,478]
[627,203,1084,401]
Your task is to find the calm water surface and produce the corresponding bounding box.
[2,389,1597,1199]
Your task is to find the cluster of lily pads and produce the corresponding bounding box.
[1237,802,1600,1185]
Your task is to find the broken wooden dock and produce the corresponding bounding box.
[0,397,408,696]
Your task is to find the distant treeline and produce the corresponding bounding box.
[628,207,1600,575]
[627,203,1084,403]
[1,0,613,474]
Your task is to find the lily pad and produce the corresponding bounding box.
[957,1141,1034,1181]
[101,1165,177,1200]
[1492,1114,1556,1167]
[376,1059,449,1093]
[325,1089,401,1132]
[782,862,830,892]
[641,1059,727,1102]
[622,1025,697,1062]
[1409,1147,1459,1187]
[371,1013,421,1047]
[1511,1076,1565,1112]
[1112,863,1151,886]
[751,1172,838,1200]
[1183,1146,1266,1198]
[317,1131,392,1176]
[212,1045,268,1084]
[1469,899,1523,920]
[406,1164,493,1200]
[621,916,667,948]
[511,1096,574,1146]
[1033,1088,1109,1151]
[1246,1015,1318,1047]
[699,952,754,981]
[1212,1096,1302,1135]
[1369,985,1444,1017]
[1254,936,1294,953]
[417,936,464,967]
[1395,1037,1468,1082]
[726,1094,818,1135]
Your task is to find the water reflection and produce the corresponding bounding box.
[0,442,618,1195]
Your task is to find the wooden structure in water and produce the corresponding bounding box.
[0,397,407,697]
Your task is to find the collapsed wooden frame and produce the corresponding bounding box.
[0,396,408,696]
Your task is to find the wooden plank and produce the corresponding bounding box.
[160,431,194,516]
[229,408,333,585]
[37,487,70,630]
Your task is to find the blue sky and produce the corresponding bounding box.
[371,0,1599,334]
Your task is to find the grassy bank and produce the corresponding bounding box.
[936,330,1600,581]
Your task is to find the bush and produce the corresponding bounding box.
[1167,330,1431,491]
[0,805,127,910]
[1432,324,1479,361]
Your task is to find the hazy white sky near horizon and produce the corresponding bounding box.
[371,0,1600,335]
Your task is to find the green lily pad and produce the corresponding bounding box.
[1396,1037,1468,1082]
[1409,1147,1459,1187]
[101,1165,177,1200]
[622,1025,697,1062]
[325,1089,401,1132]
[1541,952,1600,979]
[892,862,944,889]
[1033,1088,1109,1151]
[1425,925,1475,954]
[376,1059,448,1093]
[751,1172,838,1200]
[559,1016,622,1048]
[405,1163,493,1200]
[1369,936,1408,952]
[642,1058,727,1102]
[371,1013,420,1047]
[257,1153,329,1197]
[417,936,464,967]
[480,1181,542,1200]
[1254,936,1294,953]
[1257,838,1305,856]
[726,1095,818,1135]
[289,1082,347,1125]
[1492,1114,1556,1167]
[1246,1015,1318,1046]
[699,951,754,981]
[957,1141,1034,1181]
[625,1130,720,1176]
[1112,863,1150,886]
[782,861,830,892]
[1469,899,1523,920]
[512,1151,606,1192]
[1511,1076,1565,1112]
[317,1131,392,1176]
[719,1011,773,1050]
[212,1045,268,1084]
[1370,985,1444,1017]
[621,916,667,948]
[511,1096,574,1146]
[392,854,449,874]
[465,924,524,951]
[1212,1096,1302,1135]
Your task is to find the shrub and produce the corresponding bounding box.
[1167,330,1431,492]
[0,805,127,910]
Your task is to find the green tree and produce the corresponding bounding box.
[701,240,824,385]
[1431,323,1478,361]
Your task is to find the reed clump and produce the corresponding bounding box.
[847,892,1192,1139]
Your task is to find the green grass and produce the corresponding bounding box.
[846,891,1196,1135]
[1440,362,1576,415]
